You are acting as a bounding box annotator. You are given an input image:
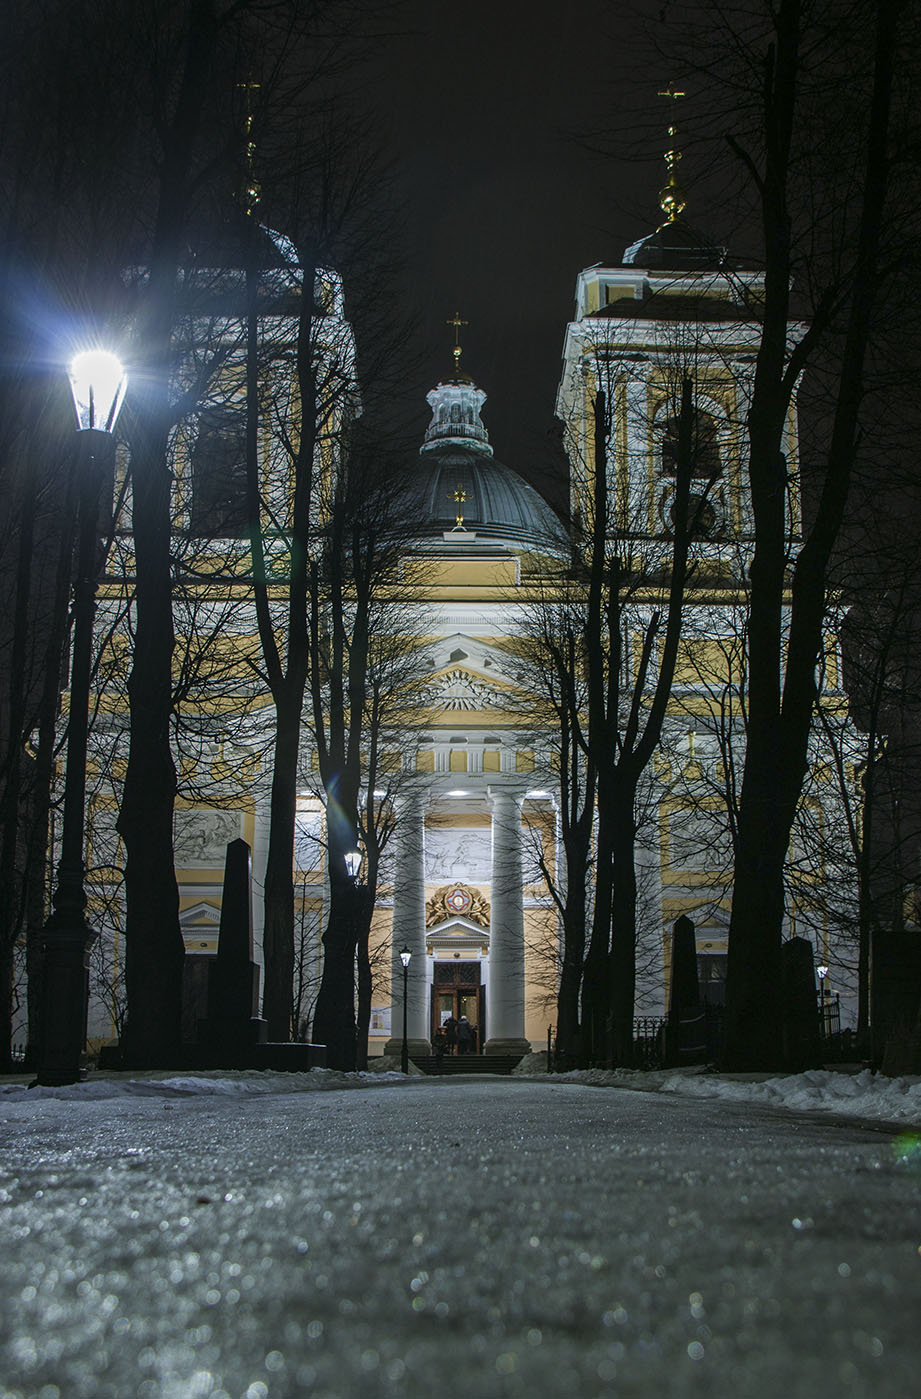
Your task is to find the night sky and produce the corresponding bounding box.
[378,1,669,496]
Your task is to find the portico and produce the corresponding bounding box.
[384,778,550,1058]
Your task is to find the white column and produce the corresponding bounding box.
[384,787,431,1057]
[485,783,531,1053]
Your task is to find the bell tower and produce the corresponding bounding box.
[556,109,804,572]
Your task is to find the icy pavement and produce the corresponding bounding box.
[1,1074,920,1399]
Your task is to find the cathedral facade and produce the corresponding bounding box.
[73,217,861,1058]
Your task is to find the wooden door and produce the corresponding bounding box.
[431,961,483,1052]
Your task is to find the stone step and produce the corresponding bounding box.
[410,1053,524,1076]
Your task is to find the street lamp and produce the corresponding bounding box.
[817,964,829,1040]
[344,846,363,1064]
[399,945,412,1074]
[36,350,126,1086]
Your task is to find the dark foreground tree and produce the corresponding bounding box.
[580,382,697,1065]
[308,441,422,1069]
[711,0,907,1068]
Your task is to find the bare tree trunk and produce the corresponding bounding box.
[0,483,36,1065]
[24,475,77,1064]
[581,813,613,1063]
[118,0,219,1064]
[354,883,373,1071]
[724,0,900,1069]
[556,856,587,1060]
[261,687,303,1040]
[313,846,359,1070]
[608,784,638,1066]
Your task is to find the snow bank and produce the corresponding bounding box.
[516,1062,921,1125]
[0,1063,414,1104]
[655,1065,921,1123]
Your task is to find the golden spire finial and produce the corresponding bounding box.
[453,485,468,530]
[447,311,468,375]
[238,81,262,216]
[657,84,687,224]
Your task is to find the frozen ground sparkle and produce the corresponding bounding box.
[1,1072,919,1398]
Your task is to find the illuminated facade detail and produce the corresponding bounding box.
[426,669,505,711]
[426,884,491,929]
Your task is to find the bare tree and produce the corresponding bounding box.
[508,577,596,1061]
[691,0,909,1068]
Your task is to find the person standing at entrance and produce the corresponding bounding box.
[457,1016,475,1055]
[444,1014,458,1055]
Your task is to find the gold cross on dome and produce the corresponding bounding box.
[454,486,468,529]
[657,83,687,223]
[447,311,468,373]
[237,81,262,215]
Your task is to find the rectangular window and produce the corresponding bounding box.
[189,407,249,538]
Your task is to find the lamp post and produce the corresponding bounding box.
[817,964,829,1041]
[36,350,126,1086]
[399,945,411,1074]
[344,847,362,1065]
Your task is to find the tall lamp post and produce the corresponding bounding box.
[36,351,127,1087]
[399,945,411,1075]
[344,848,362,1065]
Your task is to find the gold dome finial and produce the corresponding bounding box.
[446,311,468,375]
[238,81,262,216]
[657,84,686,224]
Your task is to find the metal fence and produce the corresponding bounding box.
[819,993,841,1040]
[632,1016,668,1068]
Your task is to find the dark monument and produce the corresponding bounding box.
[666,915,707,1065]
[100,838,326,1072]
[202,838,268,1058]
[780,935,822,1070]
[875,927,921,1073]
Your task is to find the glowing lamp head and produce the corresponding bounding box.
[399,946,412,970]
[69,350,127,433]
[817,965,829,980]
[344,849,362,879]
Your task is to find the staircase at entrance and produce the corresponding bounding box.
[408,1053,525,1076]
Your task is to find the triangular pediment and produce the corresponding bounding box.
[423,633,513,680]
[180,901,221,928]
[180,901,221,952]
[425,915,490,951]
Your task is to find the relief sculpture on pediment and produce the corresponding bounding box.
[425,883,491,929]
[425,668,504,711]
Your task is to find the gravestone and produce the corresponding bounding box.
[667,915,706,1064]
[203,838,268,1059]
[182,955,211,1043]
[873,926,921,1071]
[781,935,821,1070]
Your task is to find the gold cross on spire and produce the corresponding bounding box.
[237,81,262,216]
[447,312,468,375]
[453,485,468,530]
[657,84,687,224]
